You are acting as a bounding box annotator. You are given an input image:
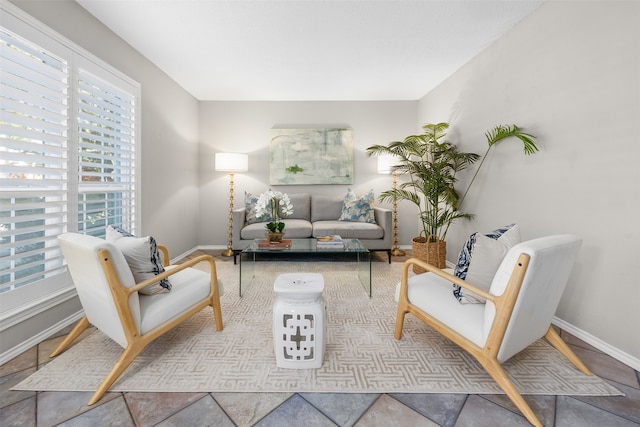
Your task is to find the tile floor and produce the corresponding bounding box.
[1,251,639,426]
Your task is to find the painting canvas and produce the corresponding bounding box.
[270,128,353,185]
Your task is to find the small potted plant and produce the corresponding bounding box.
[255,189,294,242]
[366,122,537,271]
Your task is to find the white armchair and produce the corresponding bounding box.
[395,235,591,427]
[51,232,223,405]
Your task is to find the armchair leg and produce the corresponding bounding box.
[394,305,408,340]
[49,316,90,358]
[211,298,224,332]
[88,342,144,405]
[544,327,592,376]
[482,358,543,427]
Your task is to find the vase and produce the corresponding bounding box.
[267,232,285,243]
[411,233,447,273]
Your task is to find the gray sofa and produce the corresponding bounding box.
[232,193,392,262]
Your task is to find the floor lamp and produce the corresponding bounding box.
[215,152,248,257]
[377,155,405,257]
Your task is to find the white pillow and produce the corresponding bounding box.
[452,224,520,304]
[106,226,171,295]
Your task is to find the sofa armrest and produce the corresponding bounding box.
[232,207,246,250]
[374,206,392,246]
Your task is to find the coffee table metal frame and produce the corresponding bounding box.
[239,238,372,297]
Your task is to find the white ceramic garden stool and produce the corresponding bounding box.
[273,273,327,369]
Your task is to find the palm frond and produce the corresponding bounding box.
[366,122,537,242]
[459,124,538,207]
[422,122,449,142]
[485,124,539,155]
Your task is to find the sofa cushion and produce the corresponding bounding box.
[311,194,344,222]
[452,224,520,304]
[339,189,376,223]
[138,266,211,335]
[106,226,171,295]
[313,221,383,240]
[287,193,311,221]
[240,219,313,240]
[395,269,487,348]
[245,191,310,224]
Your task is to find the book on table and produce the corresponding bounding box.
[258,239,292,249]
[316,235,344,249]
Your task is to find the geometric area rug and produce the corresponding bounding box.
[14,260,621,396]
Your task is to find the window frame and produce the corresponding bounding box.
[0,2,141,318]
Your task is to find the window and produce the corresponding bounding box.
[0,5,140,309]
[0,25,69,295]
[77,68,137,238]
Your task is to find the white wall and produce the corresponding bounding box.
[418,1,640,363]
[198,101,418,247]
[10,0,201,256]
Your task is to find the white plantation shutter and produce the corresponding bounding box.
[77,68,137,237]
[0,26,69,292]
[0,4,140,309]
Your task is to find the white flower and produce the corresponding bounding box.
[255,190,293,222]
[279,196,294,217]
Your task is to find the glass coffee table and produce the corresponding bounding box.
[239,238,371,297]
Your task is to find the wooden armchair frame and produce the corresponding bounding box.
[395,256,592,427]
[50,245,223,405]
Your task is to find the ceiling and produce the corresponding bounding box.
[75,0,543,101]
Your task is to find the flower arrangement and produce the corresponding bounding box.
[255,190,294,233]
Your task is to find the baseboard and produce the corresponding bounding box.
[193,245,231,259]
[170,245,235,264]
[553,316,640,372]
[196,245,225,251]
[0,310,84,366]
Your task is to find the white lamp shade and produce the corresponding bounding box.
[377,154,397,174]
[215,152,248,172]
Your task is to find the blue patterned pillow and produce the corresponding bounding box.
[452,224,520,304]
[338,189,376,223]
[106,225,171,295]
[244,191,271,225]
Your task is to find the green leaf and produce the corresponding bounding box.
[485,124,539,155]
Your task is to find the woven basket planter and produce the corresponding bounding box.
[411,233,447,273]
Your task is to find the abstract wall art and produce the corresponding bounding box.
[269,128,353,185]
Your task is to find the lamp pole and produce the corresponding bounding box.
[378,154,405,257]
[390,171,405,257]
[221,171,236,257]
[215,152,248,257]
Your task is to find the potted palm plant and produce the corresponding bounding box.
[366,122,537,272]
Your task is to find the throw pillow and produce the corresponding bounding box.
[244,191,270,225]
[338,189,376,223]
[106,226,171,295]
[452,223,520,304]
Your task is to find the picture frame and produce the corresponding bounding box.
[269,128,353,185]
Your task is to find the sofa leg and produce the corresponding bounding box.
[387,249,391,263]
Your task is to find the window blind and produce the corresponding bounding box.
[77,70,137,237]
[0,7,139,302]
[0,27,69,292]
